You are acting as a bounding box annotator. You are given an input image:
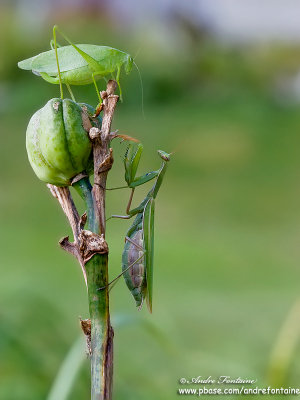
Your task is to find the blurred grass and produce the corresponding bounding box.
[2,11,300,400]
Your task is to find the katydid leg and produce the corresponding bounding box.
[53,25,64,99]
[92,73,102,105]
[66,84,76,101]
[116,66,122,101]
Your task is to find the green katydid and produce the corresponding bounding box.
[107,148,171,312]
[18,25,138,106]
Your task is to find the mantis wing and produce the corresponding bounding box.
[143,198,155,313]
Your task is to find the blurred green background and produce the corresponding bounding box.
[2,1,300,399]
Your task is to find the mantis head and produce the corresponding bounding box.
[158,150,171,162]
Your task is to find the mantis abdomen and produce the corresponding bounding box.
[122,229,145,308]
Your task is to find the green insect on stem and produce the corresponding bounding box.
[18,26,136,110]
[109,148,171,312]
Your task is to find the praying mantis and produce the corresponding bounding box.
[108,144,171,313]
[18,25,136,105]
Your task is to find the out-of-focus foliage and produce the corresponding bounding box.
[2,6,300,400]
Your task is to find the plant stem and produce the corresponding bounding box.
[87,81,118,400]
[86,253,112,400]
[73,176,113,399]
[74,82,118,399]
[72,176,97,232]
[67,82,118,399]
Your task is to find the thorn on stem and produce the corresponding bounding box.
[80,318,92,357]
[79,212,87,229]
[79,230,109,263]
[59,236,78,258]
[97,148,114,173]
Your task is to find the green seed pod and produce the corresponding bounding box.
[26,98,101,186]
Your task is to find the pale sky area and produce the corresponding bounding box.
[13,0,300,43]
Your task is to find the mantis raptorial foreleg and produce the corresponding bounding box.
[126,188,135,214]
[95,144,160,221]
[107,143,160,220]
